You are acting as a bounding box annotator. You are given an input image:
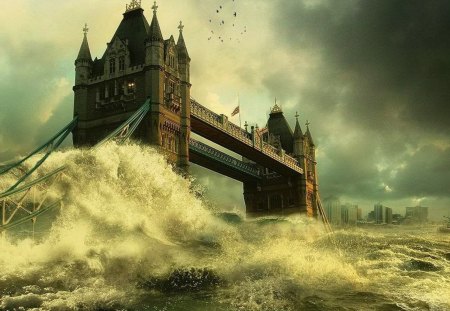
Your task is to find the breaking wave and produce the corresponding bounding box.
[0,143,449,310]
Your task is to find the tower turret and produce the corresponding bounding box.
[73,24,93,145]
[146,1,164,67]
[145,1,165,146]
[303,121,317,184]
[176,21,191,83]
[304,121,318,217]
[176,21,191,170]
[305,121,315,149]
[75,24,92,85]
[293,112,303,157]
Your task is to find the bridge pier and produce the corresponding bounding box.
[244,175,314,217]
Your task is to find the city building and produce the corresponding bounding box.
[324,197,342,225]
[374,203,385,224]
[405,206,429,223]
[357,208,362,221]
[385,207,393,224]
[341,203,358,225]
[373,203,393,224]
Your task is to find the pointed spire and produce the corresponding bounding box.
[177,21,190,59]
[305,120,315,146]
[270,98,282,114]
[125,0,142,12]
[76,23,92,61]
[293,112,303,138]
[148,1,163,42]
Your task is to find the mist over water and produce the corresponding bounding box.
[0,143,449,311]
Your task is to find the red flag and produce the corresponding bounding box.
[231,106,240,116]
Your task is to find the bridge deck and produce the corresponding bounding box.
[189,139,261,182]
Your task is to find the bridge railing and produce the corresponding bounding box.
[190,99,222,126]
[190,99,303,174]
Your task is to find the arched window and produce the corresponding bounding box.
[109,58,116,74]
[119,56,125,71]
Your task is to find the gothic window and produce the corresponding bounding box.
[168,54,175,67]
[166,80,175,94]
[109,58,116,74]
[119,56,125,71]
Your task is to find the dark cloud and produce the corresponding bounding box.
[262,0,450,205]
[275,0,450,132]
[390,145,450,198]
[0,35,72,161]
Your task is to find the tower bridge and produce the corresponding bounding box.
[1,1,328,234]
[72,1,320,217]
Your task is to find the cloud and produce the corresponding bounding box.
[0,35,72,158]
[264,0,450,209]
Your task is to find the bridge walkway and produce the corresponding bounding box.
[190,99,303,177]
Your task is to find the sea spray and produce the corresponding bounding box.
[0,143,449,310]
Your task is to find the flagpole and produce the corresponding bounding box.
[238,93,242,128]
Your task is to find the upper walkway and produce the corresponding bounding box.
[190,99,304,176]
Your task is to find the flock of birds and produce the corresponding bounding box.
[207,1,247,43]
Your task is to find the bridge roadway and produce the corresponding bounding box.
[190,99,304,177]
[188,138,261,182]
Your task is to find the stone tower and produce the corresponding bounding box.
[243,104,319,217]
[72,1,191,167]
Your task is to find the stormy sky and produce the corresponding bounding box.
[0,0,449,219]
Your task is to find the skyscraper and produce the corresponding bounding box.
[374,203,385,224]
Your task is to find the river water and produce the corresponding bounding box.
[0,143,449,311]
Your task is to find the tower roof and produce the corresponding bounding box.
[267,104,294,153]
[305,121,315,146]
[176,21,190,60]
[114,8,150,65]
[293,113,303,139]
[91,7,150,75]
[148,2,163,42]
[76,24,92,61]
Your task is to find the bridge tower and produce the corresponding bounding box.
[243,105,319,217]
[72,1,191,167]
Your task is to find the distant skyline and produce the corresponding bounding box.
[0,1,449,219]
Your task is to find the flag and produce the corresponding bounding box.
[231,106,240,116]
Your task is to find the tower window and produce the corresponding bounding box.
[109,58,116,74]
[127,81,136,94]
[119,56,125,71]
[169,55,175,67]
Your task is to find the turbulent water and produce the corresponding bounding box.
[0,143,449,311]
